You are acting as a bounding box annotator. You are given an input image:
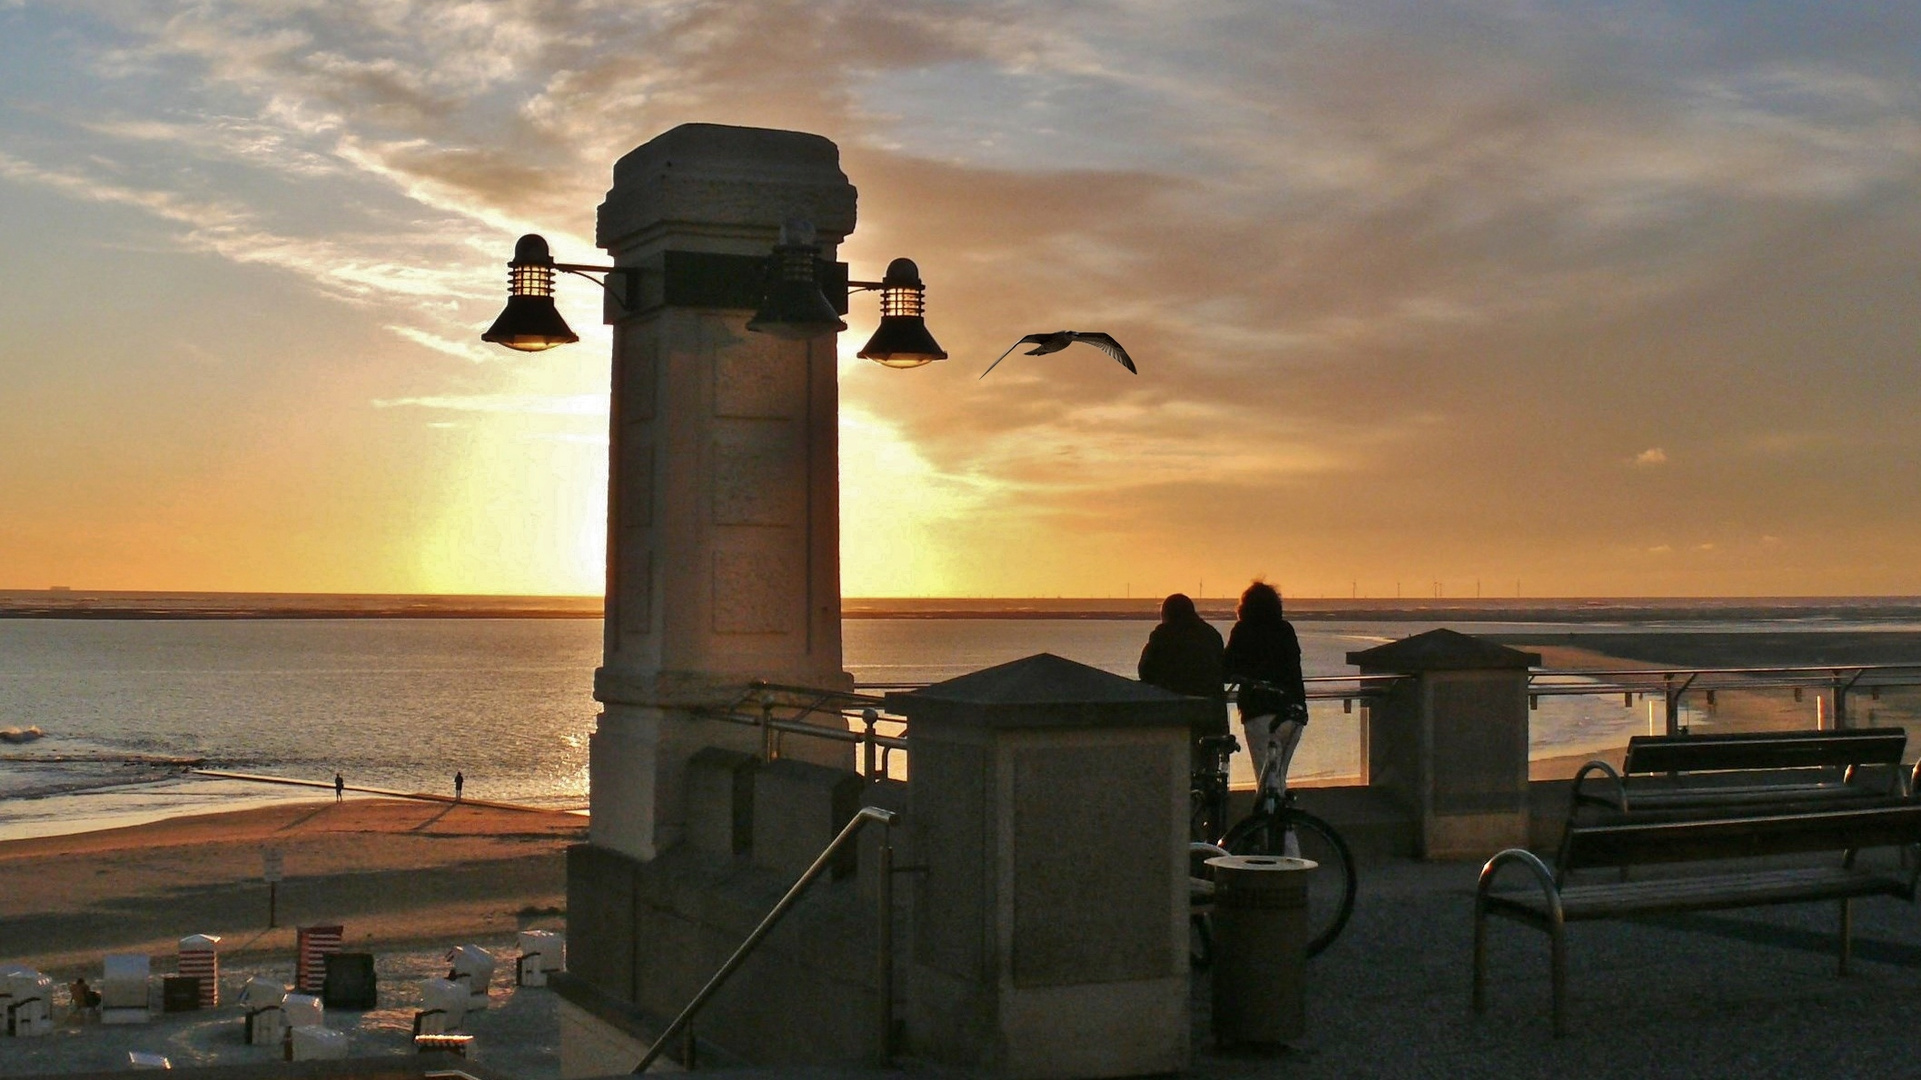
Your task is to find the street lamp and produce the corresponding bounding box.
[481,221,945,367]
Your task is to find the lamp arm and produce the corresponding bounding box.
[554,264,640,311]
[846,280,885,292]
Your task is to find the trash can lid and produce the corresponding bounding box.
[1204,854,1318,873]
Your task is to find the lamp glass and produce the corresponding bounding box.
[856,258,945,367]
[746,241,845,340]
[482,234,579,352]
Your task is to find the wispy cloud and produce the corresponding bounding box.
[371,394,607,416]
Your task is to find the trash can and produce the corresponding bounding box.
[1205,854,1315,1046]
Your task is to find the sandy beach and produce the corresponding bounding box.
[0,798,583,976]
[0,799,582,1077]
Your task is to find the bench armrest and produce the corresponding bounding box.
[1570,759,1627,816]
[1478,848,1566,922]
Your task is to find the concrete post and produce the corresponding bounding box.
[590,123,858,863]
[885,653,1210,1079]
[1349,629,1541,860]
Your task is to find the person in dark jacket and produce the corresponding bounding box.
[1137,593,1228,746]
[1223,581,1308,789]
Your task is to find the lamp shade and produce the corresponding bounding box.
[482,234,579,352]
[747,223,846,340]
[857,258,946,368]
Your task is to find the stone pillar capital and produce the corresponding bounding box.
[597,123,858,258]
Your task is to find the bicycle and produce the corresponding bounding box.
[1188,719,1357,961]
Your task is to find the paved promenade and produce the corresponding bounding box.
[1190,857,1921,1079]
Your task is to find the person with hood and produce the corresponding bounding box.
[1223,581,1308,787]
[1137,593,1228,746]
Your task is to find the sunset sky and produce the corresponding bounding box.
[1,1,1917,598]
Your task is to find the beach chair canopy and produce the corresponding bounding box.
[237,976,287,1008]
[103,955,150,981]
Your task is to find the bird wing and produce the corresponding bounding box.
[979,338,1032,379]
[1021,331,1073,356]
[1072,332,1138,373]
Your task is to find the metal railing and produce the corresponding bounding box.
[632,805,900,1073]
[690,660,1921,788]
[1527,662,1921,735]
[689,681,907,777]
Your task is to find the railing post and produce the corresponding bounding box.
[1664,675,1681,736]
[862,708,879,779]
[1832,672,1848,730]
[761,697,777,762]
[875,819,894,1066]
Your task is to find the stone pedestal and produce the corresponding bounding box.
[886,654,1209,1079]
[591,123,859,863]
[1350,629,1541,860]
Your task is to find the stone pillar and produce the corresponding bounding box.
[590,124,858,862]
[885,653,1209,1080]
[1349,629,1541,860]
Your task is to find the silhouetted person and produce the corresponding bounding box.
[1224,581,1308,789]
[334,773,344,802]
[69,976,99,1019]
[454,771,464,801]
[1137,593,1228,748]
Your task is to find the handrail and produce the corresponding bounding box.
[632,805,900,1073]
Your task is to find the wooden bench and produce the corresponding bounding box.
[1569,728,1910,822]
[1473,801,1921,1035]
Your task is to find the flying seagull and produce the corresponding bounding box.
[979,331,1138,379]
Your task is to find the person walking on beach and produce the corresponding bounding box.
[1137,593,1228,754]
[454,771,464,802]
[1224,581,1308,789]
[334,773,344,802]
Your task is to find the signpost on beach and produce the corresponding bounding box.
[263,849,283,928]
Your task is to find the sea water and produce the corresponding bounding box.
[0,613,1913,840]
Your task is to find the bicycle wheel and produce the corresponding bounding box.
[1221,806,1356,957]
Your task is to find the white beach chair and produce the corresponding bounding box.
[515,930,566,987]
[238,976,289,1047]
[99,954,151,1025]
[281,993,323,1029]
[445,945,495,1008]
[288,1024,347,1061]
[415,977,467,1034]
[2,967,54,1036]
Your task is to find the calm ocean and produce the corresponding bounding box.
[1,611,1915,840]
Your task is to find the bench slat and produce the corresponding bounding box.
[1566,804,1921,870]
[1487,867,1906,921]
[1623,728,1906,776]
